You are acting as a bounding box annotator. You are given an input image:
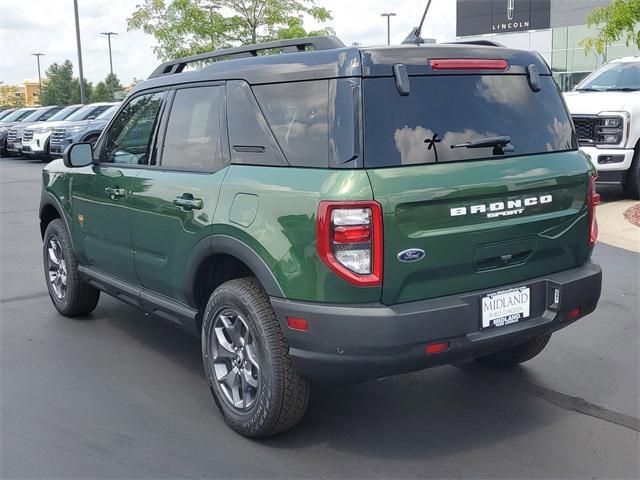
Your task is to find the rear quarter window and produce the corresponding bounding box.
[363,75,577,167]
[253,80,329,168]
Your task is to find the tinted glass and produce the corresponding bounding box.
[227,81,287,166]
[363,75,576,167]
[96,105,118,120]
[0,110,15,121]
[21,107,60,122]
[161,86,225,171]
[1,109,35,122]
[98,93,164,165]
[253,80,328,167]
[66,104,112,122]
[577,62,640,91]
[48,105,82,121]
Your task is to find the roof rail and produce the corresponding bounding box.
[149,35,346,79]
[447,40,506,47]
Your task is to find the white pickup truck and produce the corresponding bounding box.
[564,56,640,199]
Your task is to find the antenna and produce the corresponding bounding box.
[402,0,433,45]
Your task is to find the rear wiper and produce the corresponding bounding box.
[451,135,514,155]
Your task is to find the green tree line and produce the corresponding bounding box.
[40,60,125,106]
[127,0,334,60]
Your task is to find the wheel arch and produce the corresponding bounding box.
[39,193,67,239]
[186,235,285,323]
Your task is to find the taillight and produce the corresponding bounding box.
[316,201,383,286]
[429,58,509,71]
[588,175,601,247]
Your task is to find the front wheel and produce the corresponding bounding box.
[43,219,100,316]
[202,277,310,437]
[474,333,551,367]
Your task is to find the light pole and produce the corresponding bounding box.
[73,0,86,104]
[100,32,117,76]
[31,53,45,102]
[381,13,396,45]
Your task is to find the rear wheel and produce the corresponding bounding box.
[202,277,310,437]
[474,334,551,367]
[623,147,640,200]
[43,219,100,317]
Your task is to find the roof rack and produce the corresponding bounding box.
[446,40,506,48]
[149,35,346,79]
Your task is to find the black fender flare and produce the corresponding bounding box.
[39,192,71,239]
[184,234,285,306]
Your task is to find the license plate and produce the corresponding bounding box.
[481,286,530,329]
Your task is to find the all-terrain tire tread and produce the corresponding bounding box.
[44,219,100,317]
[204,277,309,437]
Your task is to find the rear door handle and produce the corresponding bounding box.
[104,187,127,199]
[174,194,203,210]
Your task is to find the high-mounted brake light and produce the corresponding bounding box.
[317,201,383,286]
[429,58,509,71]
[588,175,601,247]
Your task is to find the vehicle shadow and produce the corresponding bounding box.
[101,298,558,462]
[265,365,555,460]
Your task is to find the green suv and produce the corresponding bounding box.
[39,36,602,437]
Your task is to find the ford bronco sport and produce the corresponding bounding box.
[39,36,602,437]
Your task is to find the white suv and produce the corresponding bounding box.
[564,56,640,199]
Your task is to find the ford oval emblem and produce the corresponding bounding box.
[397,248,426,263]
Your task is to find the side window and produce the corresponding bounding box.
[86,105,110,119]
[226,80,288,167]
[160,86,226,172]
[253,80,329,168]
[97,92,164,165]
[40,107,62,120]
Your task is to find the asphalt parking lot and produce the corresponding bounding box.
[1,155,638,479]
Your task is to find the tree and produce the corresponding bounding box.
[92,73,125,102]
[127,0,333,60]
[104,73,124,95]
[40,60,93,106]
[91,82,113,102]
[581,0,640,54]
[40,61,76,106]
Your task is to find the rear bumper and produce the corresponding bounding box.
[271,262,602,383]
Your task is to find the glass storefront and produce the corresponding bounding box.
[550,24,639,91]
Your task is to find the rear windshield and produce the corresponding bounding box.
[363,75,576,167]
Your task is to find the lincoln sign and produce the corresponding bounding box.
[456,0,551,37]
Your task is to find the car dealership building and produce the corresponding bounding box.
[456,0,639,91]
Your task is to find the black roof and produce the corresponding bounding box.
[134,36,550,93]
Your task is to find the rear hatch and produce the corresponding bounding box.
[361,46,594,305]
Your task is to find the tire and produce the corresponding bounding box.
[43,219,100,317]
[84,134,99,148]
[474,333,551,367]
[623,147,640,200]
[202,277,310,437]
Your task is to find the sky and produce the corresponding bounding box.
[0,0,456,86]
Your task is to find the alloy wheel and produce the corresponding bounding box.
[210,308,260,411]
[47,237,67,300]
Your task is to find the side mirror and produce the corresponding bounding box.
[86,115,96,120]
[63,142,93,168]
